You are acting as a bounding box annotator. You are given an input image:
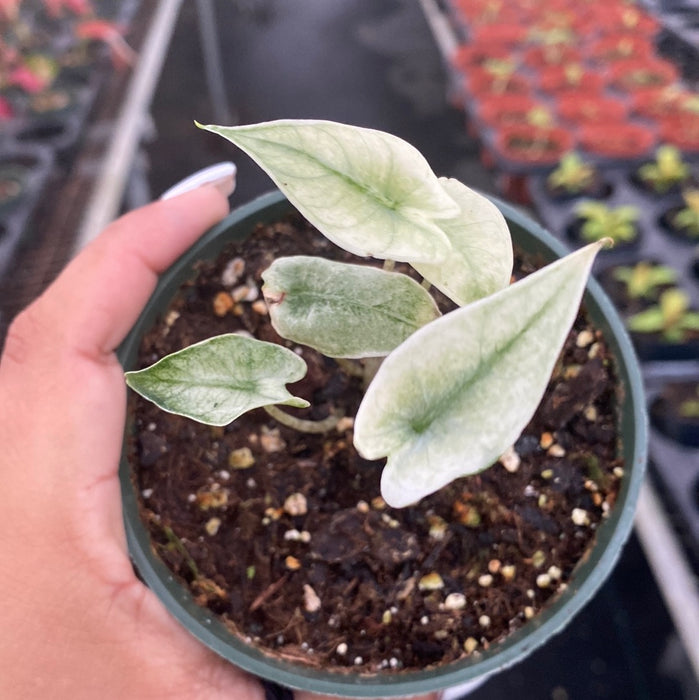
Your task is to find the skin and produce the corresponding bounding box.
[0,183,437,700]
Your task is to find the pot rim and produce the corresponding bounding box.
[118,189,648,697]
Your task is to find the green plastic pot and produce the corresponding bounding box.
[118,190,648,697]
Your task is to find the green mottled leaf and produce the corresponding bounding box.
[262,256,441,358]
[196,119,459,263]
[125,334,309,426]
[353,241,605,508]
[413,178,513,305]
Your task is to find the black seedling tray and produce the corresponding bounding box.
[0,143,55,281]
[529,162,699,566]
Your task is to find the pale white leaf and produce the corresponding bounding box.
[262,256,441,358]
[413,178,513,305]
[196,119,459,263]
[125,334,309,426]
[353,242,605,507]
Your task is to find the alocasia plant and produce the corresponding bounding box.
[125,119,606,507]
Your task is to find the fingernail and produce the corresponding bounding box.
[160,162,237,201]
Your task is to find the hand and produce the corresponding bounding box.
[0,179,441,700]
[0,182,266,699]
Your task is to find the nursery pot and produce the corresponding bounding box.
[609,58,679,93]
[657,114,699,154]
[630,87,696,121]
[493,124,575,168]
[585,34,654,64]
[118,190,647,697]
[468,24,528,47]
[556,94,628,127]
[579,122,656,162]
[475,94,542,129]
[537,66,606,95]
[522,44,582,69]
[451,43,512,72]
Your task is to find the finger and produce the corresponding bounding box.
[55,183,230,358]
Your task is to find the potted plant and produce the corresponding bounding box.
[602,260,678,313]
[475,94,543,130]
[492,120,574,169]
[555,94,628,128]
[448,0,522,26]
[450,43,512,73]
[609,58,679,93]
[568,201,641,250]
[656,108,699,154]
[650,381,699,448]
[522,42,581,69]
[543,152,611,200]
[468,24,528,47]
[626,288,699,360]
[660,187,699,242]
[630,85,699,122]
[537,63,606,96]
[615,6,658,35]
[118,120,646,697]
[464,59,530,98]
[632,144,694,196]
[580,5,658,37]
[586,34,653,64]
[578,122,656,162]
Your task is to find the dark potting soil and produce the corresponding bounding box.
[128,212,624,675]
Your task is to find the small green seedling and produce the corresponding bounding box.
[576,200,639,245]
[611,261,677,300]
[627,288,699,343]
[563,63,585,86]
[672,188,699,238]
[679,385,699,418]
[481,57,519,93]
[547,152,597,194]
[125,120,606,507]
[637,145,691,194]
[526,106,555,128]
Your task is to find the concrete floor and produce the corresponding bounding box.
[141,2,697,698]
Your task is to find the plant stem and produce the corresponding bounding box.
[336,358,365,378]
[361,357,383,390]
[264,404,343,433]
[337,357,382,390]
[163,525,199,578]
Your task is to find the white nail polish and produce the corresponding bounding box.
[160,161,237,200]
